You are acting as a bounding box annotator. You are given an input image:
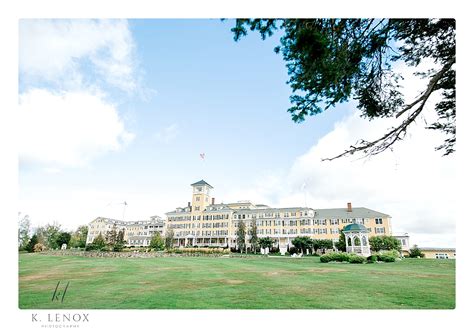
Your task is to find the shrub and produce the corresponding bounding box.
[379,249,400,258]
[367,255,378,263]
[409,245,425,258]
[319,254,331,263]
[149,233,165,251]
[378,254,396,262]
[269,247,280,254]
[33,243,47,252]
[320,252,367,264]
[288,247,299,255]
[348,255,366,264]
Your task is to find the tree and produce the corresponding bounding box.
[25,234,38,253]
[369,235,402,252]
[335,232,346,252]
[55,232,72,248]
[113,229,126,252]
[42,222,62,250]
[409,245,425,258]
[313,239,334,253]
[249,218,258,253]
[165,228,175,250]
[231,19,455,159]
[34,226,47,246]
[105,225,118,247]
[91,232,106,250]
[292,236,313,254]
[149,232,165,251]
[18,214,31,250]
[33,243,47,252]
[69,225,89,248]
[258,237,275,250]
[236,220,246,253]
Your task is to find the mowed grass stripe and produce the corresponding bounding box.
[18,254,455,309]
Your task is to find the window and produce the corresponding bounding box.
[435,253,449,259]
[375,218,383,225]
[195,197,200,202]
[375,227,385,234]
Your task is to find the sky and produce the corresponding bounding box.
[18,18,455,248]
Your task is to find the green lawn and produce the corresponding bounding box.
[19,253,455,309]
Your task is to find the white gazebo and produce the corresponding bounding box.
[342,223,371,257]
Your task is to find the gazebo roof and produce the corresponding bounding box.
[343,223,368,232]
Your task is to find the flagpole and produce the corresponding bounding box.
[122,201,127,220]
[200,153,205,178]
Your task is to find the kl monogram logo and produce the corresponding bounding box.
[51,281,70,303]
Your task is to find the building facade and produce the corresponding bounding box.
[419,247,456,259]
[165,180,393,250]
[86,215,165,247]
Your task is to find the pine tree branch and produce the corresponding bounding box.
[321,57,455,162]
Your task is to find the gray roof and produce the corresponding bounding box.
[231,207,307,213]
[190,179,213,188]
[314,207,390,219]
[418,247,456,251]
[165,206,390,218]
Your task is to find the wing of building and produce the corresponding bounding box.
[86,215,165,247]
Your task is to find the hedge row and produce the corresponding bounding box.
[320,252,365,264]
[367,250,400,263]
[320,250,400,264]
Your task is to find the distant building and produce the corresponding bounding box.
[394,233,411,254]
[86,215,165,247]
[164,180,393,250]
[419,247,456,259]
[90,180,445,253]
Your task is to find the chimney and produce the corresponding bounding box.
[347,202,352,212]
[212,197,215,205]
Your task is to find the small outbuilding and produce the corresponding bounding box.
[343,223,371,257]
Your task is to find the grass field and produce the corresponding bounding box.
[19,253,455,309]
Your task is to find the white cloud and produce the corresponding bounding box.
[19,19,138,92]
[263,109,455,248]
[19,88,134,167]
[223,101,455,248]
[223,61,456,248]
[154,124,179,143]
